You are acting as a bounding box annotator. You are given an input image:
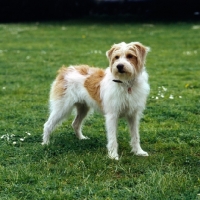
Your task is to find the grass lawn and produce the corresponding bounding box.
[0,19,200,199]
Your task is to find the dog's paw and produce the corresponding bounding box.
[79,135,90,140]
[42,134,50,145]
[136,151,149,156]
[41,141,49,145]
[132,149,149,156]
[108,151,119,160]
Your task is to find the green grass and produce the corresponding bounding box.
[0,19,200,199]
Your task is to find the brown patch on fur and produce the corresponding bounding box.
[127,55,138,72]
[106,44,122,71]
[106,44,120,60]
[130,42,149,71]
[125,48,139,72]
[84,68,105,106]
[75,65,90,75]
[50,66,68,100]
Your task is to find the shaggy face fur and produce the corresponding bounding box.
[106,42,149,81]
[42,42,150,160]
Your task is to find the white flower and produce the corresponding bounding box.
[162,86,167,91]
[91,50,102,54]
[192,25,200,29]
[1,135,5,139]
[169,95,174,99]
[13,141,17,145]
[179,96,182,98]
[20,138,25,141]
[26,132,31,136]
[1,134,10,141]
[41,51,46,54]
[155,96,159,100]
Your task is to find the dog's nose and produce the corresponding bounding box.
[117,64,124,73]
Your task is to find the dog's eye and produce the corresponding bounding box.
[115,56,119,59]
[127,54,133,59]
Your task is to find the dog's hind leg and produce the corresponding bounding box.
[72,103,89,139]
[42,99,74,145]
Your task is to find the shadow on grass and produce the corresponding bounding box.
[41,132,106,158]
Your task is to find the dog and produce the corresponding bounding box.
[42,42,150,160]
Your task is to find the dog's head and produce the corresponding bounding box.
[106,42,150,81]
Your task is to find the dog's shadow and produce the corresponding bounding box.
[43,132,106,158]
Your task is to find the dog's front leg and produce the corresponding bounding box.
[127,113,148,156]
[105,113,119,160]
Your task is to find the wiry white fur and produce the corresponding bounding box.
[42,42,150,160]
[100,68,150,159]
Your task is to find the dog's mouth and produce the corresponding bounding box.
[118,69,125,73]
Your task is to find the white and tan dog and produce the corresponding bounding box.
[42,42,150,160]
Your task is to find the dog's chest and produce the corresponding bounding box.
[102,84,147,116]
[118,88,140,112]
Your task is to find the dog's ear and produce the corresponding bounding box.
[106,44,117,60]
[132,42,150,70]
